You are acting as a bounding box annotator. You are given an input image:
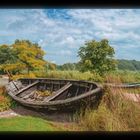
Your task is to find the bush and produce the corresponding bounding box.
[0,87,17,112]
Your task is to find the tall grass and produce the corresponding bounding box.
[75,76,140,131]
[104,70,140,83]
[11,69,140,83]
[35,70,104,82]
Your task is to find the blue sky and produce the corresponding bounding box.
[0,9,140,64]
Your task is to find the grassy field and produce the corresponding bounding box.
[0,116,62,131]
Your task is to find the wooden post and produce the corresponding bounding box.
[5,70,12,82]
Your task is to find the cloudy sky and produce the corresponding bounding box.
[0,9,140,64]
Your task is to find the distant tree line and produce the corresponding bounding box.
[57,59,140,71]
[1,39,139,77]
[117,59,140,71]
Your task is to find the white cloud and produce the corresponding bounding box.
[59,50,72,55]
[0,9,140,64]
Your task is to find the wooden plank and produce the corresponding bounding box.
[22,91,35,99]
[15,81,39,96]
[44,82,72,102]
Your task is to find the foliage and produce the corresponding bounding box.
[45,61,56,70]
[57,59,140,74]
[0,45,18,74]
[78,39,117,75]
[117,59,140,71]
[12,40,46,73]
[57,62,81,71]
[11,72,37,80]
[0,87,17,112]
[0,40,46,74]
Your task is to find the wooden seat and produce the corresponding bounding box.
[44,82,72,102]
[15,81,39,96]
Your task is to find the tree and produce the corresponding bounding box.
[0,40,47,75]
[12,40,46,74]
[0,45,17,64]
[45,61,56,70]
[0,44,20,74]
[78,39,117,75]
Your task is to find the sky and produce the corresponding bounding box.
[0,9,140,65]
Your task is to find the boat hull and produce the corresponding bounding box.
[6,78,103,111]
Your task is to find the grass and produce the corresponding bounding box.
[75,76,140,131]
[121,88,140,94]
[9,69,140,83]
[104,70,140,83]
[0,116,63,131]
[36,70,104,82]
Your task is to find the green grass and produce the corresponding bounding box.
[0,116,62,131]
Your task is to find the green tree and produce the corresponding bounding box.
[78,39,117,75]
[0,44,19,74]
[12,40,46,74]
[0,45,17,64]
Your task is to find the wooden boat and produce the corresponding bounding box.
[5,78,103,111]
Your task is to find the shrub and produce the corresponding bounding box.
[0,87,17,112]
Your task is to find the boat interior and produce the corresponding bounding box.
[7,79,97,102]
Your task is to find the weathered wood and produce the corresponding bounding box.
[15,81,39,96]
[22,91,35,99]
[44,82,72,102]
[5,78,103,111]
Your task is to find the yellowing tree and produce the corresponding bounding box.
[12,40,46,74]
[0,44,24,74]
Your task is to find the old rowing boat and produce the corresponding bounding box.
[5,78,103,111]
